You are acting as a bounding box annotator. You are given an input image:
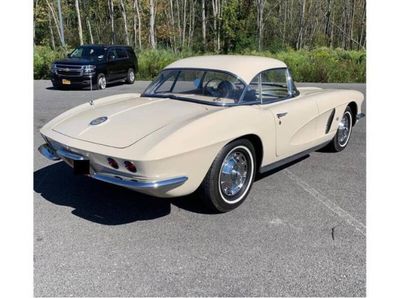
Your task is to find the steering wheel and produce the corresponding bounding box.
[204,79,235,98]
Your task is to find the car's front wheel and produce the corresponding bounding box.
[199,139,256,212]
[96,73,107,90]
[326,106,353,152]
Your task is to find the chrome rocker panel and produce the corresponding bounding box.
[38,144,188,191]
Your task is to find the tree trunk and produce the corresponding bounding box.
[359,0,366,49]
[168,0,176,51]
[133,0,142,49]
[45,0,63,46]
[56,0,65,46]
[108,0,115,44]
[149,0,156,49]
[282,0,287,46]
[202,0,206,51]
[48,11,56,50]
[34,0,39,45]
[349,0,355,49]
[86,18,94,44]
[211,0,221,52]
[189,0,195,48]
[75,0,84,45]
[182,0,187,48]
[120,0,130,45]
[296,0,306,50]
[256,0,266,51]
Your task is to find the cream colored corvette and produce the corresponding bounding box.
[38,55,365,212]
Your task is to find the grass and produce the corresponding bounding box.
[34,46,365,83]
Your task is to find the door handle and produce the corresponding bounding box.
[277,112,288,118]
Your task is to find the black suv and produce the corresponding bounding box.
[50,44,138,90]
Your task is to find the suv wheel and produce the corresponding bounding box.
[51,81,61,90]
[126,68,135,84]
[97,73,107,90]
[199,139,256,212]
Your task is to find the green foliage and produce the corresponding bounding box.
[34,46,69,79]
[136,49,194,80]
[33,46,366,83]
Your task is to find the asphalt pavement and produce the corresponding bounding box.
[34,80,366,297]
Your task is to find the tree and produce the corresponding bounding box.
[34,0,366,52]
[120,0,130,45]
[256,0,267,51]
[75,0,84,45]
[201,0,206,51]
[108,0,115,44]
[133,0,142,49]
[149,0,156,49]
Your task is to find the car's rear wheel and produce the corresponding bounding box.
[326,106,353,152]
[96,73,107,90]
[126,68,135,84]
[199,139,256,212]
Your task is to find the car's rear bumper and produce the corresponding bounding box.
[38,144,188,192]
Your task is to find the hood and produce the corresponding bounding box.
[52,96,216,148]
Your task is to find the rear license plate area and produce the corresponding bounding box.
[73,160,90,175]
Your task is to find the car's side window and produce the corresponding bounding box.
[116,48,128,60]
[242,75,261,103]
[243,68,298,104]
[107,49,117,61]
[260,69,289,102]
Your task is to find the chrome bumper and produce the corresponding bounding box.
[38,143,187,190]
[92,173,188,190]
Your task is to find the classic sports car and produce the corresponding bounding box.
[38,55,365,212]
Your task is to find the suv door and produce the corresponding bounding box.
[257,68,319,157]
[106,48,118,81]
[115,48,129,79]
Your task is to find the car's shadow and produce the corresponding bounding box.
[34,154,311,225]
[46,81,126,91]
[34,162,215,225]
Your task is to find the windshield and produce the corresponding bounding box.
[142,69,247,105]
[69,46,105,60]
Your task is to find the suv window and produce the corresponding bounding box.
[116,48,128,59]
[107,49,117,61]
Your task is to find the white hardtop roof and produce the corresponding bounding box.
[164,55,287,84]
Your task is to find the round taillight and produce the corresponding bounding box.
[107,157,119,169]
[124,161,137,172]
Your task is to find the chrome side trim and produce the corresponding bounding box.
[38,144,61,161]
[259,141,330,174]
[356,113,365,120]
[56,148,88,161]
[92,173,188,190]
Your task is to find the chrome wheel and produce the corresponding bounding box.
[218,146,254,204]
[98,75,106,89]
[129,70,135,82]
[338,111,352,147]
